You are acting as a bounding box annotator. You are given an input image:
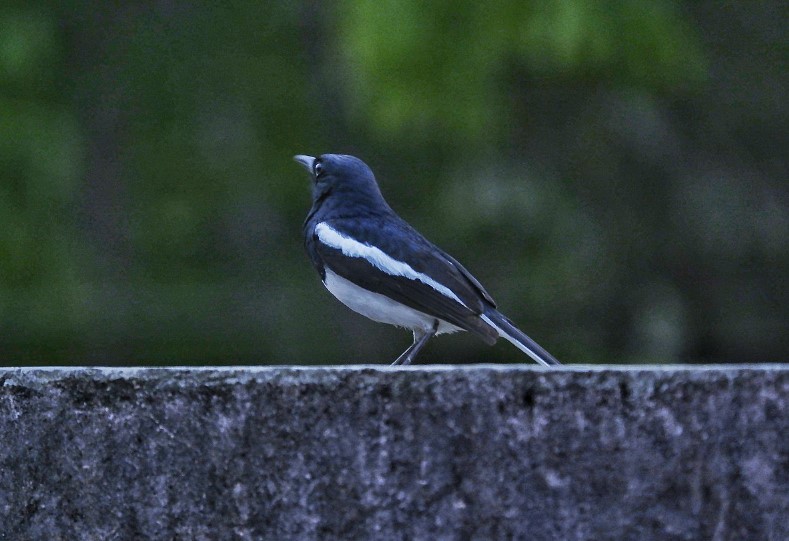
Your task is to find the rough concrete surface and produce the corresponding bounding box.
[0,366,787,541]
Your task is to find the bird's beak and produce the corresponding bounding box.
[293,154,315,173]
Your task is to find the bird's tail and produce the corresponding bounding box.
[481,309,561,366]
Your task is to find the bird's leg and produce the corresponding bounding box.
[391,332,426,366]
[391,319,439,366]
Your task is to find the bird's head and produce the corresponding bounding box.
[294,154,387,210]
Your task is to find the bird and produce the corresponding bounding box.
[294,153,561,367]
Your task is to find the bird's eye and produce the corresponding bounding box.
[314,161,324,177]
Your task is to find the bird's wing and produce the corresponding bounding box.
[433,247,497,307]
[313,217,498,343]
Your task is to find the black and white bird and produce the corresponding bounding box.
[295,153,561,367]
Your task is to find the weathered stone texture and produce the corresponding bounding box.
[1,366,787,540]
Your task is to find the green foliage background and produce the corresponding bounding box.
[1,1,786,365]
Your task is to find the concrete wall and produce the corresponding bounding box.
[1,366,787,541]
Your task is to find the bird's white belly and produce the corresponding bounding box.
[323,268,461,335]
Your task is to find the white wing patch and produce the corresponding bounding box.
[315,222,467,308]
